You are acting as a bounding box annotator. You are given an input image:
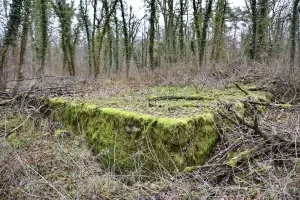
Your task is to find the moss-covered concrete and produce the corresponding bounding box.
[45,85,272,174]
[47,98,216,174]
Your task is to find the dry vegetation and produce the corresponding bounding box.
[1,62,300,199]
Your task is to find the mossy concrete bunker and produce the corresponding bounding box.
[46,86,271,174]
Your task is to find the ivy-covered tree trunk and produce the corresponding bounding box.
[0,0,23,90]
[199,0,213,67]
[167,0,174,63]
[290,0,300,72]
[18,0,31,79]
[149,0,156,70]
[179,0,186,59]
[79,0,92,75]
[103,0,113,75]
[257,0,269,60]
[250,0,257,60]
[192,0,202,65]
[52,0,77,76]
[38,0,48,75]
[211,0,226,62]
[107,27,113,75]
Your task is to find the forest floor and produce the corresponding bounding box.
[1,65,300,199]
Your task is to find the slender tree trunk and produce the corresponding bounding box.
[149,0,156,70]
[298,6,300,69]
[18,0,31,79]
[120,0,130,77]
[192,0,202,66]
[179,0,185,60]
[114,11,119,74]
[167,0,174,63]
[211,0,226,62]
[199,0,213,67]
[290,0,300,72]
[38,0,48,76]
[108,28,113,75]
[91,0,97,77]
[93,0,117,78]
[250,0,257,60]
[79,0,92,76]
[103,0,113,75]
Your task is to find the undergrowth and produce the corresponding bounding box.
[1,62,300,199]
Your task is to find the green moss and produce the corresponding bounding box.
[183,166,197,173]
[296,159,300,168]
[280,104,291,109]
[227,150,251,167]
[47,98,217,174]
[45,85,271,175]
[2,115,35,149]
[55,129,69,138]
[6,131,17,142]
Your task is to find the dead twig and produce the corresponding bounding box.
[235,83,249,95]
[206,140,243,165]
[148,95,213,101]
[240,100,300,109]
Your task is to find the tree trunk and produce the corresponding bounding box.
[79,0,92,76]
[0,0,23,90]
[114,11,119,74]
[211,0,226,62]
[257,0,269,60]
[149,0,156,70]
[250,0,257,60]
[199,0,213,67]
[120,0,130,77]
[38,0,48,76]
[18,0,31,79]
[93,0,117,78]
[290,0,300,72]
[179,0,186,60]
[192,0,202,66]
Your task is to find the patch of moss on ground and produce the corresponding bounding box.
[67,85,271,118]
[0,115,35,154]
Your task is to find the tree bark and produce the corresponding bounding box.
[211,0,226,62]
[257,0,269,60]
[0,0,23,90]
[120,0,130,77]
[250,0,257,60]
[290,0,300,72]
[199,0,214,67]
[149,0,156,70]
[192,0,202,66]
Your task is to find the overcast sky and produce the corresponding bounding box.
[126,0,246,19]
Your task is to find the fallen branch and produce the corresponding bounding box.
[148,96,213,101]
[220,107,300,146]
[0,99,13,106]
[206,140,243,165]
[241,100,300,109]
[235,83,249,95]
[219,110,269,141]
